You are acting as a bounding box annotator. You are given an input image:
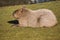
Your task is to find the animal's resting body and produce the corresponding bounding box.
[13,7,57,27]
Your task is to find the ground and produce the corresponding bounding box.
[0,1,60,40]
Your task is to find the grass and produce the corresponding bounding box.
[0,1,60,40]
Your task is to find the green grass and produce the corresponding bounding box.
[0,1,60,40]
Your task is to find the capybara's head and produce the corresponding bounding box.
[13,6,30,19]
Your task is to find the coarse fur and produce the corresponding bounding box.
[13,6,58,27]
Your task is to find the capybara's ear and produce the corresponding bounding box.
[21,5,28,13]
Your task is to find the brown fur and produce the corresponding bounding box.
[12,6,58,27]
